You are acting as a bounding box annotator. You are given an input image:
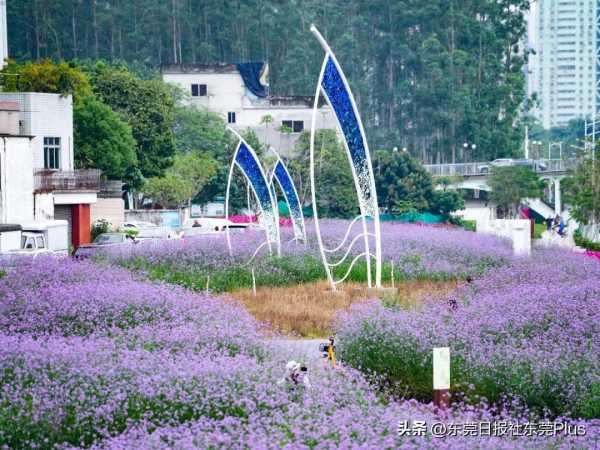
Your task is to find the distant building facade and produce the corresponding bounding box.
[526,0,599,128]
[162,63,338,155]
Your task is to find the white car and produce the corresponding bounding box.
[181,218,250,237]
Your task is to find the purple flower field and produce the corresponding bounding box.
[1,224,598,448]
[337,248,600,421]
[97,220,513,292]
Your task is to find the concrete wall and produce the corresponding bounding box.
[33,192,54,220]
[0,136,34,222]
[91,197,125,229]
[453,200,497,223]
[477,218,532,256]
[0,93,74,170]
[125,208,188,229]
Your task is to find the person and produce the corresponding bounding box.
[545,216,553,231]
[277,360,311,389]
[192,220,201,228]
[558,216,566,237]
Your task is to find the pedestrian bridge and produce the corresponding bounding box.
[423,159,574,178]
[423,159,578,217]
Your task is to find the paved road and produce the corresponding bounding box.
[268,338,325,363]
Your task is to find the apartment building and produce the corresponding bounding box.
[162,63,337,155]
[527,0,599,128]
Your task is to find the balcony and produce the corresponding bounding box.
[34,169,101,192]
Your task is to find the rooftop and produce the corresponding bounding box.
[161,63,238,74]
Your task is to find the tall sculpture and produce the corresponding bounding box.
[309,25,382,290]
[225,127,281,258]
[268,150,306,243]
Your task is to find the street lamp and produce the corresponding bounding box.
[462,142,476,162]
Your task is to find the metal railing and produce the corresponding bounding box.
[34,169,101,192]
[424,159,578,177]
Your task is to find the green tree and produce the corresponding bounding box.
[90,63,176,178]
[144,152,217,208]
[8,1,532,163]
[488,166,543,218]
[563,158,600,225]
[290,129,356,218]
[375,150,434,213]
[0,59,92,101]
[74,96,138,182]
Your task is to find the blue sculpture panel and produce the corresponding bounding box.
[274,160,305,240]
[235,142,277,226]
[321,56,375,216]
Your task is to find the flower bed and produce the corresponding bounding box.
[337,248,600,420]
[1,254,598,448]
[97,220,513,292]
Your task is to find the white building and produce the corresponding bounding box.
[0,93,101,248]
[0,0,6,70]
[162,63,338,155]
[527,0,598,128]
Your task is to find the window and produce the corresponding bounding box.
[281,120,304,133]
[191,84,207,97]
[227,112,236,124]
[43,137,60,169]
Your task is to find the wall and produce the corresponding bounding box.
[0,93,74,170]
[0,136,34,222]
[453,200,497,223]
[91,197,125,229]
[34,192,54,220]
[162,72,338,155]
[125,209,188,229]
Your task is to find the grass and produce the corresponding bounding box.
[228,280,457,338]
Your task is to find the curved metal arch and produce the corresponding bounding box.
[225,127,281,257]
[309,25,382,290]
[268,151,306,243]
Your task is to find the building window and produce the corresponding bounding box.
[281,120,304,133]
[191,84,207,97]
[43,137,60,169]
[227,112,236,124]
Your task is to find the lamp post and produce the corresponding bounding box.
[462,142,476,163]
[531,140,543,160]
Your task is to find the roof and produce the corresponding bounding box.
[0,224,22,232]
[161,63,239,74]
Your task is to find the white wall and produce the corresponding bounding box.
[163,71,339,155]
[91,197,125,229]
[0,137,34,222]
[34,192,54,220]
[0,93,74,171]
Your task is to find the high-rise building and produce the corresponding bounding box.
[526,0,598,129]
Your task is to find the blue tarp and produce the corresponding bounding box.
[236,62,268,98]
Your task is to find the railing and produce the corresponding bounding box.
[34,169,101,192]
[424,159,578,177]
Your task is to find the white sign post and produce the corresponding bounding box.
[433,347,450,409]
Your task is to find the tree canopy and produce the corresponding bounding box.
[488,166,543,218]
[8,0,531,163]
[563,158,600,225]
[73,95,138,181]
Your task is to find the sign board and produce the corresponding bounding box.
[433,347,450,390]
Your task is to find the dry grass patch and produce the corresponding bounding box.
[227,280,457,338]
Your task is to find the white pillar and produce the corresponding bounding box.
[0,0,7,70]
[554,178,562,215]
[512,220,531,257]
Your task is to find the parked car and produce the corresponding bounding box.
[10,232,53,256]
[180,218,250,237]
[479,158,546,174]
[73,232,137,258]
